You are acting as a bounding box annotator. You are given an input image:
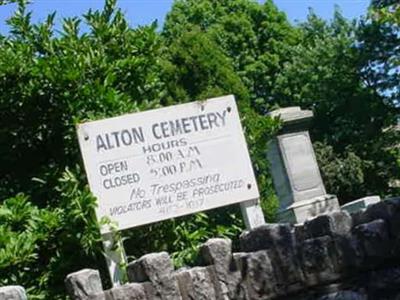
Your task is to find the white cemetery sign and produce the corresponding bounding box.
[77,95,264,285]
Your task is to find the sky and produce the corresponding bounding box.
[0,0,370,35]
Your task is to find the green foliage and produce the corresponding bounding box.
[0,169,103,299]
[314,142,367,202]
[359,0,400,196]
[161,28,249,103]
[163,0,300,114]
[359,0,399,107]
[0,0,164,201]
[0,0,25,6]
[272,9,399,199]
[0,194,60,299]
[163,0,399,202]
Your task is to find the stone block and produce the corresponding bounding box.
[294,224,306,243]
[127,252,181,300]
[240,223,305,295]
[300,236,340,287]
[341,196,381,214]
[350,210,365,228]
[200,238,232,272]
[367,267,400,292]
[332,235,364,275]
[88,293,106,300]
[175,267,217,300]
[304,211,352,239]
[368,198,400,258]
[106,283,146,300]
[367,267,400,300]
[0,286,27,300]
[353,219,390,267]
[278,195,340,224]
[231,252,250,300]
[316,290,367,300]
[353,198,400,236]
[237,250,277,300]
[267,226,304,294]
[199,238,242,300]
[268,106,313,125]
[239,223,291,252]
[65,269,103,300]
[140,282,160,300]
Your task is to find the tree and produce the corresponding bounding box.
[358,0,399,107]
[161,28,249,103]
[272,9,399,201]
[163,0,399,201]
[359,0,400,194]
[163,0,300,114]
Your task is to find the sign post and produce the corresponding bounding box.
[240,199,265,229]
[77,95,265,285]
[101,232,126,286]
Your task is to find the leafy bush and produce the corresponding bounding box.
[0,168,103,299]
[0,1,165,202]
[314,142,367,202]
[0,194,60,298]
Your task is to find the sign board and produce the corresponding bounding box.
[77,95,260,233]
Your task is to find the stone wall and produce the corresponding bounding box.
[62,197,400,300]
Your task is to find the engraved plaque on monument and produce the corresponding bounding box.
[279,132,325,200]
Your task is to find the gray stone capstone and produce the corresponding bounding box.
[65,269,103,300]
[127,252,181,300]
[0,286,27,300]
